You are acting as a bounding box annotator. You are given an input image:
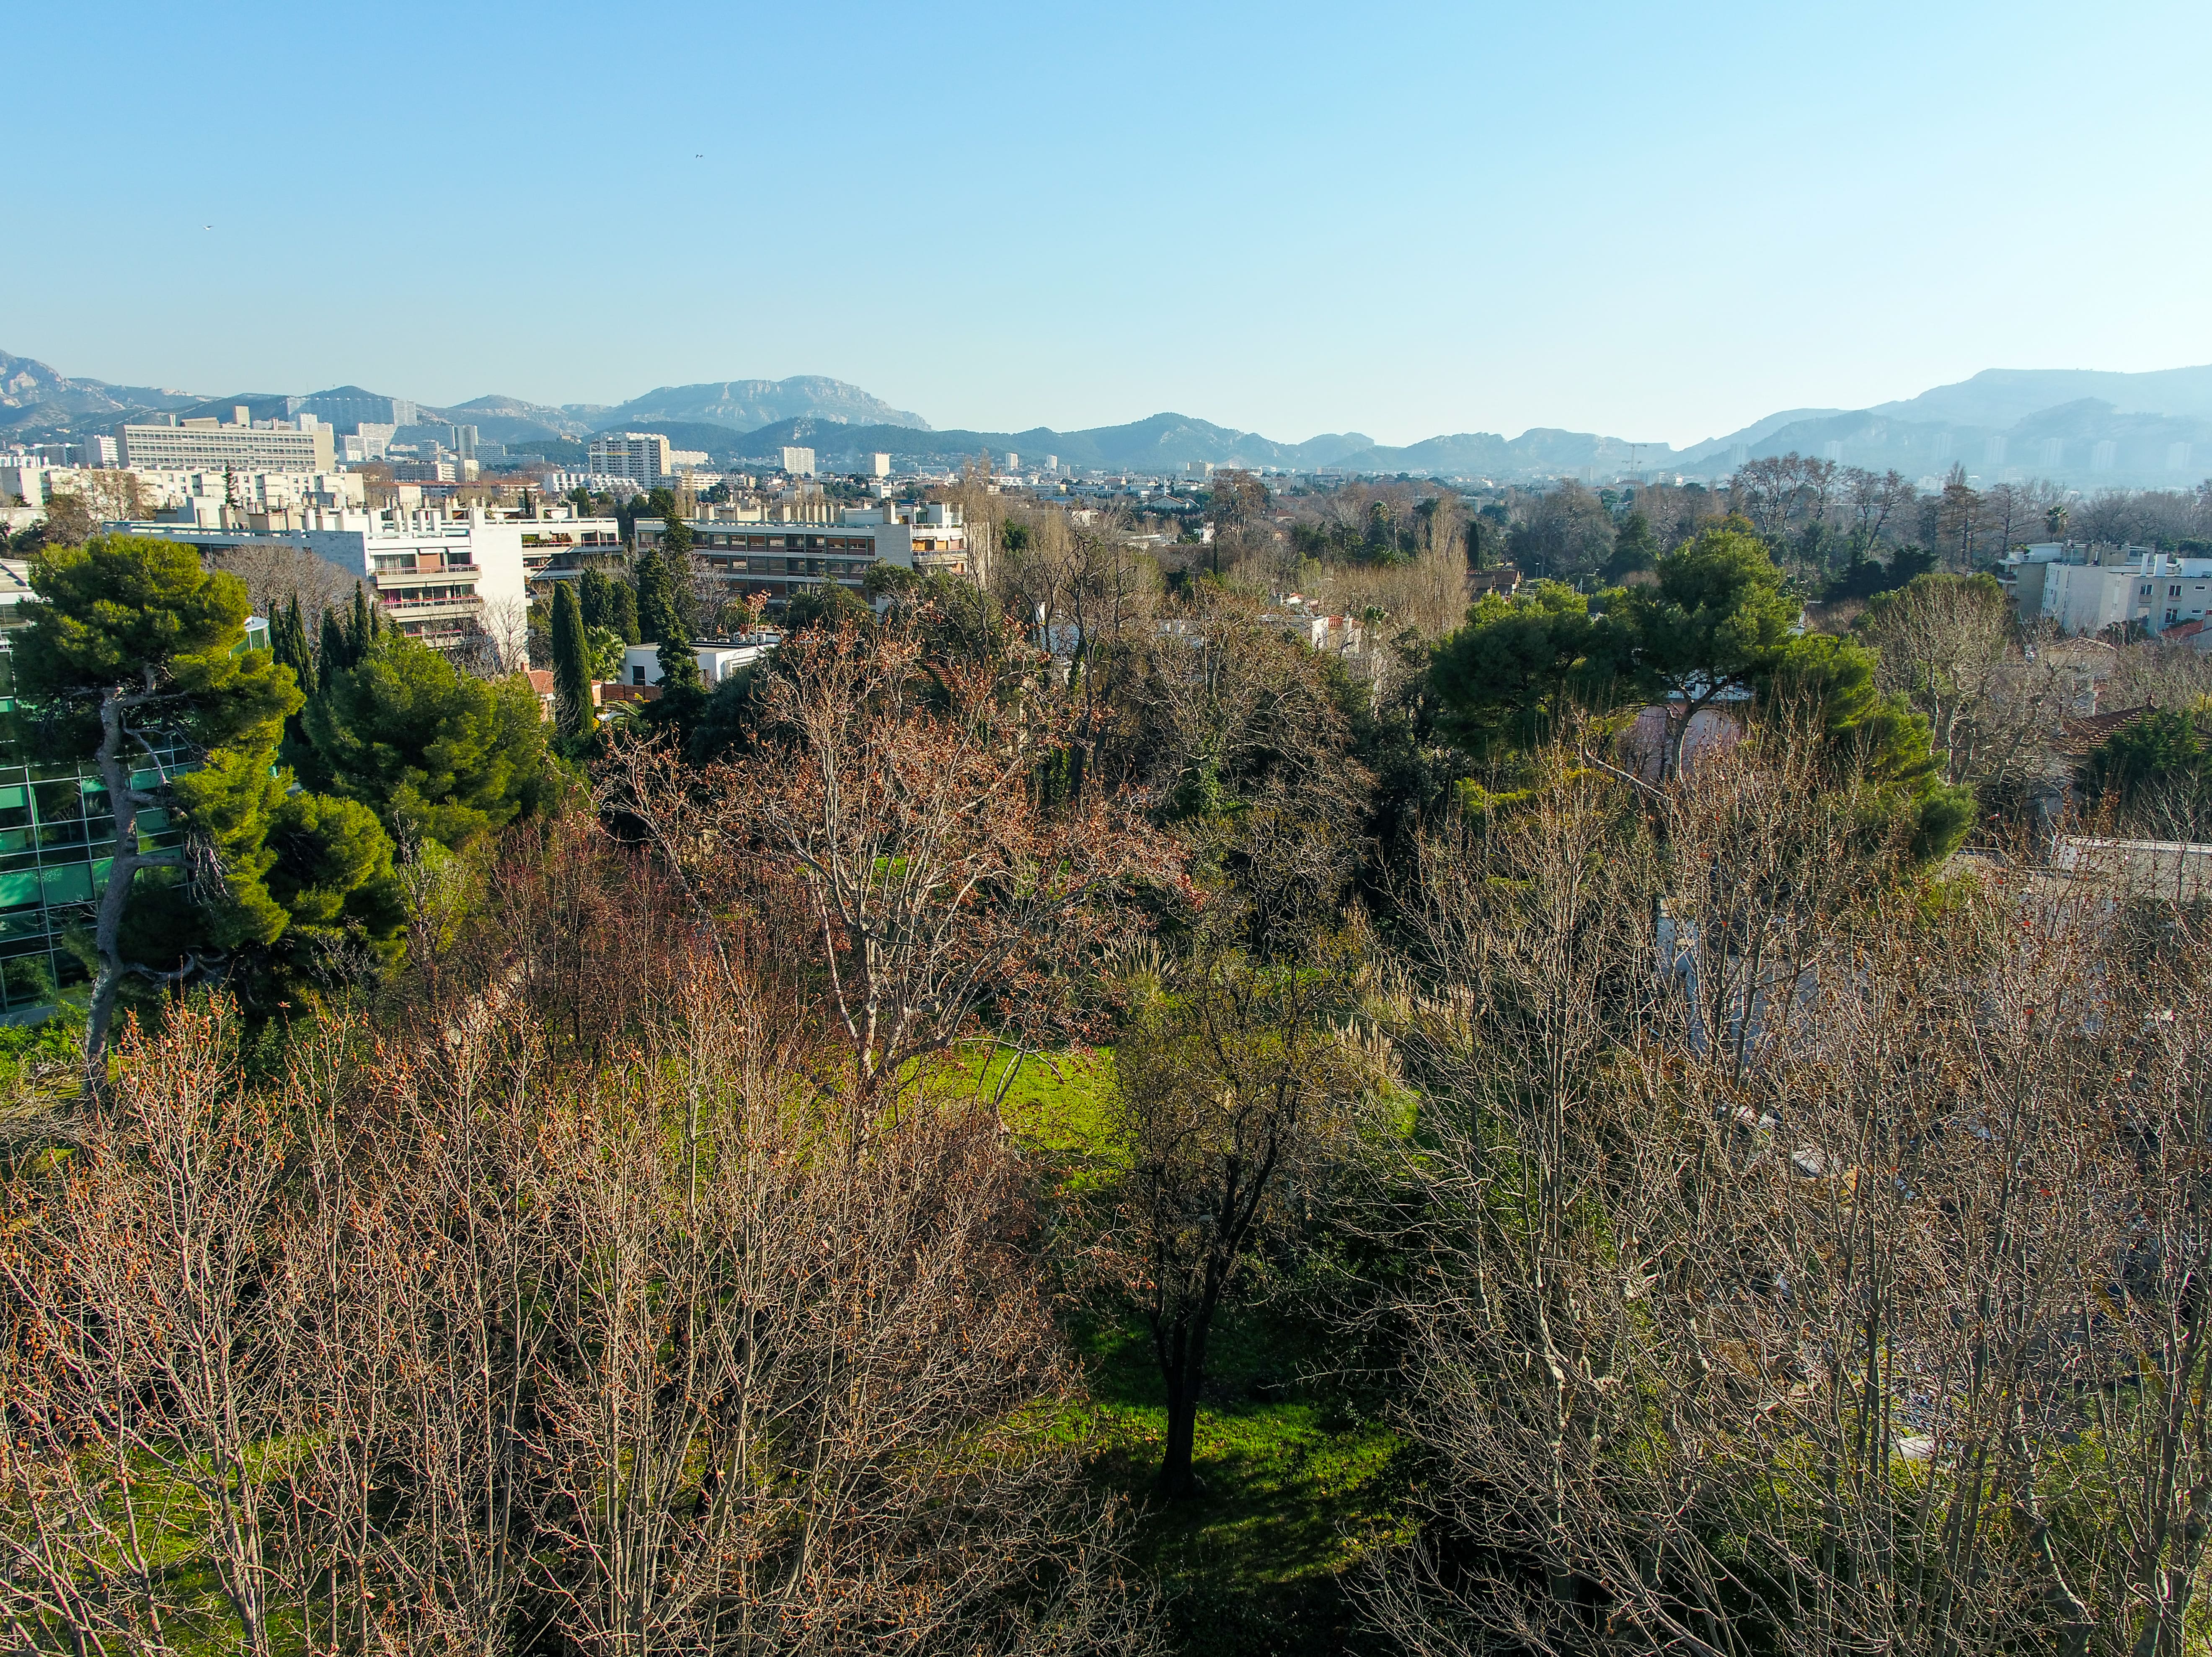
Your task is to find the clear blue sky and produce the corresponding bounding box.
[6,0,2208,447]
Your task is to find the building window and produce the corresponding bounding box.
[632,665,647,686]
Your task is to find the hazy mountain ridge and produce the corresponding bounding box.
[0,350,201,423]
[695,413,1377,475]
[4,348,2209,487]
[603,378,929,434]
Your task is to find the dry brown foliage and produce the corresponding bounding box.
[600,621,1184,1109]
[0,820,1163,1655]
[1362,728,2212,1656]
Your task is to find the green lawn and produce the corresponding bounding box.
[1067,1298,1413,1657]
[983,1043,1415,1656]
[962,1041,1123,1158]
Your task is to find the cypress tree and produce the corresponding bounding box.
[320,607,350,674]
[579,567,612,633]
[550,581,592,738]
[276,594,316,699]
[610,579,640,645]
[346,584,377,663]
[635,551,686,648]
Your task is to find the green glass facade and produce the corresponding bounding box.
[0,620,264,1020]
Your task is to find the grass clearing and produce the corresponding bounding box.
[991,1043,1414,1655]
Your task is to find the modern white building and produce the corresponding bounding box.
[116,410,334,474]
[2000,542,2212,638]
[780,446,815,477]
[587,431,674,485]
[618,639,775,689]
[108,506,618,650]
[870,452,892,478]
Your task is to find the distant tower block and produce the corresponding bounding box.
[1985,435,2008,467]
[1823,440,1844,461]
[781,445,815,476]
[1044,454,1059,473]
[2039,438,2065,471]
[2092,440,2117,473]
[1728,444,1749,467]
[2169,442,2193,472]
[870,452,891,478]
[1004,452,1019,472]
[1930,433,1954,463]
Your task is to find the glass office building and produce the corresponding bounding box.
[0,619,266,1020]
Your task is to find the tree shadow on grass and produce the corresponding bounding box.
[1067,1301,1413,1657]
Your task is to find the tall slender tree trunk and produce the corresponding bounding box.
[1155,1306,1212,1498]
[83,679,175,1095]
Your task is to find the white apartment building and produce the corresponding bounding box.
[780,446,815,477]
[0,461,55,506]
[587,432,673,484]
[631,501,965,603]
[2001,543,2212,638]
[110,506,619,650]
[538,471,644,499]
[116,410,335,474]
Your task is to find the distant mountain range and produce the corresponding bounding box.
[0,350,204,423]
[5,349,2209,489]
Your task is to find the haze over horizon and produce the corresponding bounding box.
[5,0,2207,449]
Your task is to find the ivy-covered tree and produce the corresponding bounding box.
[635,549,701,692]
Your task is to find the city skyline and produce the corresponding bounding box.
[5,0,2208,448]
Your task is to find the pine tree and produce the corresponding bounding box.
[16,535,304,1080]
[303,631,552,851]
[550,581,592,739]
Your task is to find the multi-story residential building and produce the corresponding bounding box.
[0,460,55,506]
[113,506,619,650]
[516,514,626,585]
[537,470,645,499]
[587,432,673,485]
[116,409,335,475]
[780,446,815,477]
[1999,542,2212,637]
[631,501,962,604]
[390,459,464,483]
